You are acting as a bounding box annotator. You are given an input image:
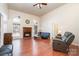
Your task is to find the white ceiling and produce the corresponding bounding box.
[8,3,65,16]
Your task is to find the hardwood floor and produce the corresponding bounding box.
[13,38,79,56]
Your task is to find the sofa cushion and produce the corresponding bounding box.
[40,32,50,39]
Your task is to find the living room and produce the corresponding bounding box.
[0,3,79,56]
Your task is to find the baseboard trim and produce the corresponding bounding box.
[72,43,79,47]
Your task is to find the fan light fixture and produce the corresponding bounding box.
[33,3,47,9]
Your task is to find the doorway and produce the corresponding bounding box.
[0,14,1,41]
[0,13,3,47]
[34,25,38,35]
[13,16,21,40]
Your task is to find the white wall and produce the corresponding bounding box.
[1,3,79,47]
[41,4,79,46]
[8,9,40,38]
[0,3,8,47]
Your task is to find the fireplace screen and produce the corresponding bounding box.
[24,32,31,37]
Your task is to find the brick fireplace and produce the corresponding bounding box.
[23,27,32,38]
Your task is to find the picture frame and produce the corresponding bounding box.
[25,19,30,24]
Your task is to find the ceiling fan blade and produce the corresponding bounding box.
[33,3,47,6]
[33,3,47,9]
[33,3,38,6]
[41,3,47,5]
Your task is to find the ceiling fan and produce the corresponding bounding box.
[33,3,47,9]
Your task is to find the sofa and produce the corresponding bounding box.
[53,32,75,53]
[38,32,50,39]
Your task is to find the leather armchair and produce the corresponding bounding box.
[53,32,75,53]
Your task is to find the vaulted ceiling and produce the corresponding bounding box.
[8,3,65,16]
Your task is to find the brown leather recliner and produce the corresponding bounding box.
[53,32,75,53]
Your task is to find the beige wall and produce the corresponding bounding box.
[41,4,79,46]
[0,3,8,47]
[8,9,40,38]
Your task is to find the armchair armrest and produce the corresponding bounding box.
[53,38,62,40]
[53,39,65,43]
[53,39,67,48]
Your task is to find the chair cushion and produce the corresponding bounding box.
[0,48,12,55]
[62,36,67,41]
[0,45,13,55]
[62,32,72,42]
[64,32,72,37]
